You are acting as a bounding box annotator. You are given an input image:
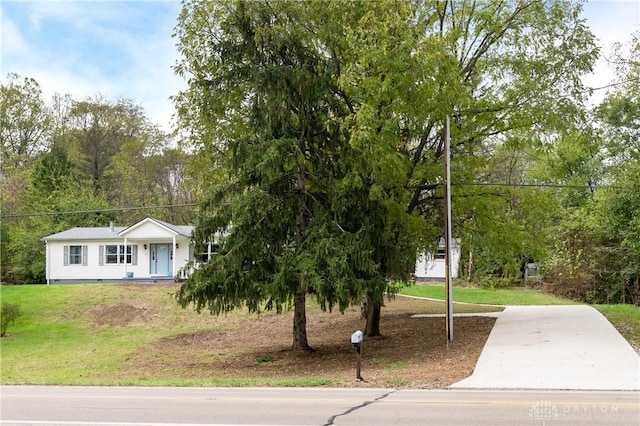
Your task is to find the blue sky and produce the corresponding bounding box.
[1,0,639,132]
[1,0,183,131]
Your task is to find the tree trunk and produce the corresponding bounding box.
[364,293,382,337]
[292,290,312,351]
[292,164,312,352]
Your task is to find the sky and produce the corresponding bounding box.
[1,0,639,133]
[1,0,184,131]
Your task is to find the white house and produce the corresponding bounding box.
[414,238,461,282]
[41,217,200,284]
[43,217,458,284]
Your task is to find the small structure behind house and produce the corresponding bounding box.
[524,262,541,280]
[414,238,461,282]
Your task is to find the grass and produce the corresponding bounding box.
[2,283,637,386]
[94,377,335,387]
[0,284,254,385]
[387,361,409,370]
[400,283,577,305]
[255,354,277,364]
[595,304,640,353]
[0,283,335,387]
[385,378,410,387]
[0,283,495,386]
[401,282,640,353]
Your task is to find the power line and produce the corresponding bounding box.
[453,182,616,189]
[2,181,623,219]
[1,203,198,219]
[421,182,621,190]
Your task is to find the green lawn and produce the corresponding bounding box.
[0,284,253,385]
[0,283,494,386]
[2,283,637,385]
[595,304,640,353]
[400,283,577,305]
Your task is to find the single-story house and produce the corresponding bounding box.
[43,217,458,284]
[41,217,219,284]
[414,238,461,282]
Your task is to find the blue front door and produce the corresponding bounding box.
[150,244,172,276]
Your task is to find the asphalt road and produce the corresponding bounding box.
[1,386,639,426]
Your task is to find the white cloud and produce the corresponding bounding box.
[1,0,184,131]
[580,0,640,104]
[2,0,638,131]
[0,14,32,62]
[114,5,186,129]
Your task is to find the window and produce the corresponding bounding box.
[101,245,136,265]
[105,245,119,264]
[69,246,83,264]
[200,243,219,263]
[64,245,87,266]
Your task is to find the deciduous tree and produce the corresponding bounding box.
[0,73,52,170]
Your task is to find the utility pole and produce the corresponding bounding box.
[444,115,453,341]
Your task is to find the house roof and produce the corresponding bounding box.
[153,219,194,238]
[42,226,127,241]
[42,218,194,241]
[119,217,193,238]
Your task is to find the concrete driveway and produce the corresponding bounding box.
[450,305,640,390]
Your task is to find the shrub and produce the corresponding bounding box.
[1,302,22,337]
[481,277,522,290]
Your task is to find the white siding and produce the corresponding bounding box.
[122,221,176,239]
[47,240,123,281]
[415,239,461,281]
[174,243,191,271]
[46,238,191,282]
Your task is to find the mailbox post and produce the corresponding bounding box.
[351,330,363,381]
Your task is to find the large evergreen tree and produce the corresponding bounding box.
[174,0,599,346]
[176,0,356,350]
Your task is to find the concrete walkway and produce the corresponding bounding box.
[450,305,640,390]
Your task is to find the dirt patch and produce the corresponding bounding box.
[118,296,496,388]
[93,303,149,327]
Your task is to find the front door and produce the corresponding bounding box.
[150,244,172,276]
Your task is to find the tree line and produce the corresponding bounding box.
[2,0,638,351]
[1,73,196,283]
